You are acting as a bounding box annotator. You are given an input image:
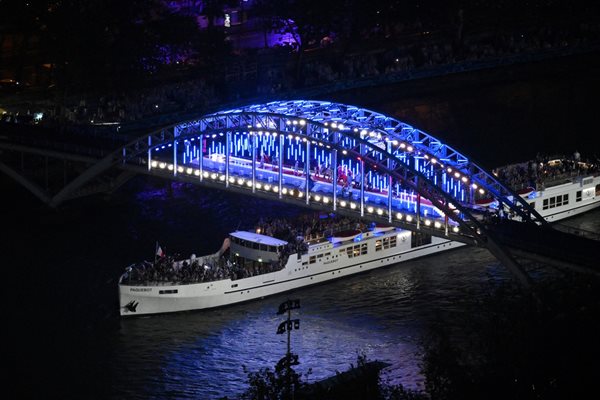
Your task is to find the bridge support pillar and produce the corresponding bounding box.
[173,140,177,177]
[251,133,256,193]
[225,132,230,188]
[388,176,393,223]
[387,141,392,223]
[278,134,283,199]
[199,134,204,182]
[305,140,310,205]
[360,144,365,217]
[332,148,337,211]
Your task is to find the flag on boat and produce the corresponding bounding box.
[156,242,165,258]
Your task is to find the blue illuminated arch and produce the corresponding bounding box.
[119,100,545,248]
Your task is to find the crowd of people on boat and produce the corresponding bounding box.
[493,152,600,190]
[123,213,368,285]
[124,250,286,285]
[254,213,365,243]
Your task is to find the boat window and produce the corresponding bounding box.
[563,194,569,205]
[543,199,549,210]
[529,201,536,209]
[309,256,316,264]
[360,243,368,255]
[375,240,382,252]
[346,247,353,257]
[324,252,331,257]
[576,190,582,202]
[159,289,178,294]
[390,236,397,248]
[549,197,556,207]
[317,254,323,258]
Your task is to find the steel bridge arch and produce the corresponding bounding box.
[127,100,545,223]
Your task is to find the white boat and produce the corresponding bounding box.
[119,158,600,316]
[485,158,600,221]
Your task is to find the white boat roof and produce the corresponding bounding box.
[230,231,288,246]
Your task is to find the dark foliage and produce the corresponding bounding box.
[421,273,600,399]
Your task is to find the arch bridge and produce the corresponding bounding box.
[2,100,556,285]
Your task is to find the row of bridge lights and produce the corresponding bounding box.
[150,160,461,234]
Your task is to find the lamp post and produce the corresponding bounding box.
[276,299,300,399]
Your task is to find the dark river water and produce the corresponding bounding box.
[6,52,600,399]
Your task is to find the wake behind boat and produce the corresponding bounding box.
[119,154,600,316]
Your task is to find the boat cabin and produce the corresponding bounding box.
[229,231,287,269]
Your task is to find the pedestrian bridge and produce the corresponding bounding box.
[3,100,593,285]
